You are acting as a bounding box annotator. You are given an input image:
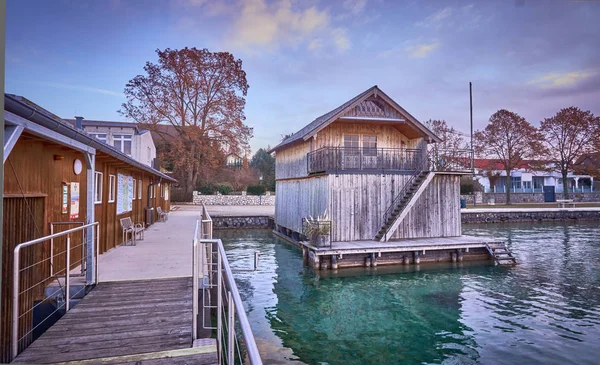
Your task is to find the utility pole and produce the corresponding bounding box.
[470,82,476,207]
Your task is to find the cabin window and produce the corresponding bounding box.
[511,176,521,191]
[138,179,142,199]
[362,135,377,156]
[133,179,136,200]
[160,183,164,198]
[108,175,116,203]
[94,172,103,204]
[165,184,169,200]
[91,133,107,143]
[113,134,132,155]
[344,135,359,149]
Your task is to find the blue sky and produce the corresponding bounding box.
[6,0,600,151]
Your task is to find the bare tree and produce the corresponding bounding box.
[540,107,600,198]
[120,47,253,196]
[425,119,468,151]
[474,109,546,204]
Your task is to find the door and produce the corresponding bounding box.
[543,186,556,202]
[343,135,360,169]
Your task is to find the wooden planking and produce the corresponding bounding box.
[391,174,462,240]
[274,141,311,180]
[326,174,411,242]
[11,277,209,364]
[275,176,329,234]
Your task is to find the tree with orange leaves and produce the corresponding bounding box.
[474,109,546,204]
[120,47,253,197]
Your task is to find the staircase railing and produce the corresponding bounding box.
[380,149,433,239]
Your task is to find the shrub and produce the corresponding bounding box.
[246,184,266,196]
[198,183,217,195]
[217,184,233,195]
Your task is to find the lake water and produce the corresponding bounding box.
[216,221,600,365]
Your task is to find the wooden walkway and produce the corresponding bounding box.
[13,277,217,365]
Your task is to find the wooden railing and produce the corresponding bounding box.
[307,147,426,174]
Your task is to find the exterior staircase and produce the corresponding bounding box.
[485,243,517,265]
[375,171,435,242]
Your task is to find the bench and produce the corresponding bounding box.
[119,217,144,246]
[556,199,575,208]
[157,207,169,222]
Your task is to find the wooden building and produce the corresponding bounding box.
[1,94,175,362]
[270,86,473,244]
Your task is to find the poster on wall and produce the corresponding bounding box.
[70,182,80,219]
[117,174,134,215]
[62,184,69,214]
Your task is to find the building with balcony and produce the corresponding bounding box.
[270,86,473,243]
[65,118,157,168]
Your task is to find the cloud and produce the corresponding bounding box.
[528,71,597,88]
[225,0,350,53]
[417,7,452,28]
[405,42,440,58]
[36,82,125,97]
[417,5,484,30]
[343,0,368,15]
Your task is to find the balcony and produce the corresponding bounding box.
[307,147,473,174]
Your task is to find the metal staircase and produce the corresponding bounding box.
[485,243,517,265]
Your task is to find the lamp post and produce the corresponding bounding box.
[259,173,263,185]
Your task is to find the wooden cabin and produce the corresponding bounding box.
[270,86,473,244]
[1,94,175,362]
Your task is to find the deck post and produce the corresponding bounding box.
[365,256,371,267]
[403,256,410,265]
[451,252,457,263]
[312,254,320,270]
[302,247,308,264]
[457,250,464,262]
[331,255,338,270]
[371,253,377,267]
[413,251,420,265]
[85,152,96,285]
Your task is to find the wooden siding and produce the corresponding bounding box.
[274,142,311,180]
[391,175,462,239]
[327,174,410,242]
[275,176,328,234]
[1,134,172,362]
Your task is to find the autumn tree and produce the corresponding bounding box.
[540,107,600,198]
[474,109,545,204]
[120,47,253,196]
[425,119,468,151]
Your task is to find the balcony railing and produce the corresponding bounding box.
[307,147,473,174]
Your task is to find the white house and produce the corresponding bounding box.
[66,117,157,167]
[474,159,593,193]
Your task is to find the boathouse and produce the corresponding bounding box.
[1,94,175,362]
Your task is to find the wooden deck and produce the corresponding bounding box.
[305,235,502,256]
[12,277,217,365]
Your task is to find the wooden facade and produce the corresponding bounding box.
[272,86,464,244]
[2,95,175,362]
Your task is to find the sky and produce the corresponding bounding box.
[6,0,600,152]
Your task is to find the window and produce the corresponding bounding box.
[91,133,107,143]
[511,176,521,191]
[94,172,103,204]
[108,175,116,203]
[113,134,132,155]
[133,179,136,200]
[138,179,142,199]
[159,183,163,198]
[362,135,377,156]
[344,135,359,149]
[165,184,169,200]
[523,181,532,190]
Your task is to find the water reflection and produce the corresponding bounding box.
[217,221,600,365]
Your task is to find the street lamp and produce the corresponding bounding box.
[259,173,263,185]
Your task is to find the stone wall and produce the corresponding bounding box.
[462,210,600,224]
[480,192,600,204]
[212,216,274,229]
[192,191,275,205]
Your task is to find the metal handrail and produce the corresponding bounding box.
[192,205,262,365]
[307,147,423,173]
[12,222,99,361]
[50,222,85,277]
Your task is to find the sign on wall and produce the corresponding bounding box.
[62,184,69,214]
[117,174,134,215]
[70,182,80,219]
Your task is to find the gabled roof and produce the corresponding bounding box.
[269,85,441,153]
[63,119,147,134]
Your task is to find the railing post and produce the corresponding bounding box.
[228,291,235,365]
[12,247,20,360]
[50,224,54,277]
[81,229,86,276]
[95,225,100,285]
[217,249,223,364]
[66,234,71,312]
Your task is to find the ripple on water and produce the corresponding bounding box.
[216,222,600,365]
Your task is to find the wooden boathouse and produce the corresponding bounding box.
[1,94,176,362]
[270,86,514,269]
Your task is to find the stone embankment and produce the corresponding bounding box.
[192,191,275,205]
[461,208,600,224]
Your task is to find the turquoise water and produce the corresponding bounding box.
[216,222,600,365]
